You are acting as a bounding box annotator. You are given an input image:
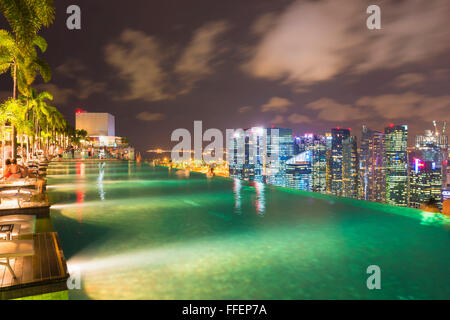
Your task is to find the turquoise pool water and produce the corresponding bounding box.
[47,161,450,300]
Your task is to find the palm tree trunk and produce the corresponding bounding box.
[26,135,30,161]
[2,127,5,166]
[12,62,17,160]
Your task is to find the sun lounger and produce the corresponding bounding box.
[0,224,20,240]
[0,222,33,239]
[0,215,35,239]
[0,179,39,192]
[0,215,35,223]
[0,240,34,279]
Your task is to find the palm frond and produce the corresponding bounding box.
[34,56,51,82]
[33,35,47,53]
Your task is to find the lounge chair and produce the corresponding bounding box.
[0,215,35,223]
[0,224,20,240]
[0,240,34,279]
[0,222,33,239]
[0,179,39,192]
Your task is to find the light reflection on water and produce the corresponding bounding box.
[47,161,450,300]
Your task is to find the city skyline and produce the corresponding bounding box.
[1,0,449,153]
[224,121,448,210]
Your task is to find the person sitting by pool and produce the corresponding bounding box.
[5,159,46,193]
[7,159,24,180]
[0,159,12,181]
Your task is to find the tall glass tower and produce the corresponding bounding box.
[227,127,293,187]
[342,135,359,199]
[359,126,386,203]
[328,128,351,197]
[415,122,448,188]
[384,124,408,207]
[265,128,294,187]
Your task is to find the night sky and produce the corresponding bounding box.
[1,0,449,154]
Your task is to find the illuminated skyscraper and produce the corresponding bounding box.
[293,134,327,192]
[384,124,408,207]
[342,135,359,199]
[409,122,448,208]
[227,127,293,186]
[415,122,448,188]
[310,140,327,193]
[228,127,264,181]
[359,126,386,202]
[328,128,351,197]
[286,150,313,191]
[408,155,442,209]
[286,134,328,192]
[265,128,294,187]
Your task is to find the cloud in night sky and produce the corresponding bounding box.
[244,0,450,90]
[288,113,311,124]
[175,21,229,95]
[391,73,426,88]
[37,59,106,105]
[238,106,253,113]
[295,94,450,124]
[261,96,292,113]
[356,93,450,121]
[270,115,285,125]
[136,112,166,122]
[105,30,170,102]
[105,21,229,102]
[305,98,365,122]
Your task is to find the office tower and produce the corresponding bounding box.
[310,139,328,193]
[410,122,448,208]
[286,150,313,191]
[384,124,408,207]
[328,128,351,197]
[359,126,386,202]
[294,133,315,154]
[76,112,115,136]
[286,134,328,192]
[227,127,293,186]
[325,132,332,151]
[228,127,264,182]
[343,136,359,199]
[228,129,246,180]
[409,154,442,209]
[265,128,294,187]
[415,121,448,188]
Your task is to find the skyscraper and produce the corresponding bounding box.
[384,124,408,207]
[310,139,328,193]
[227,127,293,187]
[286,150,313,191]
[328,128,351,197]
[409,122,448,208]
[359,126,386,203]
[286,134,328,193]
[415,122,448,188]
[342,135,359,199]
[265,128,294,187]
[408,155,442,209]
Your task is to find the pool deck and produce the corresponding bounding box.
[0,163,69,300]
[0,232,69,300]
[0,191,50,218]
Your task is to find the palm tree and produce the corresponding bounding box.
[20,88,54,156]
[0,0,54,159]
[0,0,55,50]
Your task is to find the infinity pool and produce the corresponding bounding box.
[47,161,450,300]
